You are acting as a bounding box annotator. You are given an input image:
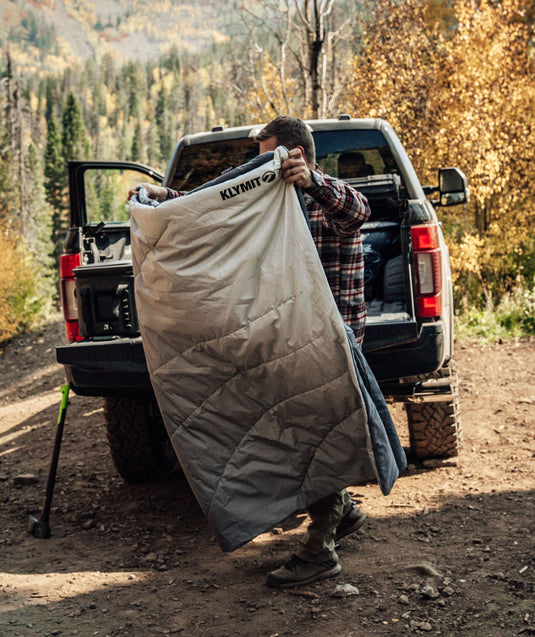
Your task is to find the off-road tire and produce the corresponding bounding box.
[104,396,180,483]
[405,359,463,459]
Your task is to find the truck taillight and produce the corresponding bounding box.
[411,224,442,318]
[60,253,81,342]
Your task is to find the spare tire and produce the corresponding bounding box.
[383,254,405,303]
[405,359,463,459]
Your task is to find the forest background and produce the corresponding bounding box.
[0,0,534,343]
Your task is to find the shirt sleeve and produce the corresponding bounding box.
[166,188,182,199]
[303,169,371,236]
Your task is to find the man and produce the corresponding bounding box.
[253,116,371,588]
[129,115,371,588]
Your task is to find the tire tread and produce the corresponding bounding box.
[104,397,179,482]
[405,359,463,459]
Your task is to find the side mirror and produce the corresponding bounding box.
[438,167,469,206]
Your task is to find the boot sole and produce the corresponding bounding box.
[266,563,342,588]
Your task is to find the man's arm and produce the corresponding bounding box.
[127,183,182,202]
[304,170,371,236]
[280,148,370,236]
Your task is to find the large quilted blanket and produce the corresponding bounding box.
[130,148,406,552]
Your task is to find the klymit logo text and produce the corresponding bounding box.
[220,177,262,201]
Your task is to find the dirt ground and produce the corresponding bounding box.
[1,317,534,637]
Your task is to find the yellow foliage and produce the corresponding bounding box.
[450,233,484,282]
[29,91,39,114]
[344,0,535,306]
[242,52,302,121]
[211,30,230,45]
[104,87,117,118]
[430,0,535,232]
[449,221,533,304]
[0,228,39,343]
[343,0,444,161]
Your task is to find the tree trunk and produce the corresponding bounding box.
[5,51,26,240]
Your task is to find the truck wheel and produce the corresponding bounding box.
[104,397,180,483]
[405,359,463,459]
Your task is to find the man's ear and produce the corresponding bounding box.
[295,145,314,169]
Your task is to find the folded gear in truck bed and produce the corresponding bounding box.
[346,173,407,221]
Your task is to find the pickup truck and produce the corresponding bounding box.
[56,116,469,482]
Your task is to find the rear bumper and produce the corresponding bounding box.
[364,322,446,384]
[58,321,447,397]
[56,337,152,397]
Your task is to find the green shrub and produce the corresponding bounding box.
[496,286,535,334]
[455,282,535,343]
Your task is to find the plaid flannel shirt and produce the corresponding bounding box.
[303,167,371,345]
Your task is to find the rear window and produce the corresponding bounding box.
[168,128,401,192]
[313,130,400,180]
[168,138,258,191]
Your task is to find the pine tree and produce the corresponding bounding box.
[44,117,65,210]
[123,60,147,118]
[44,76,57,123]
[4,51,25,235]
[144,112,159,167]
[24,143,56,297]
[62,91,89,162]
[155,87,171,163]
[44,115,67,265]
[131,120,143,162]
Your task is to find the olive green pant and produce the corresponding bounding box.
[295,489,353,563]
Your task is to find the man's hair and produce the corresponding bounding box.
[254,115,316,165]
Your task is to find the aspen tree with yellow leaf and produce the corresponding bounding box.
[342,0,443,167]
[429,0,535,306]
[430,0,535,234]
[344,0,535,310]
[0,225,40,342]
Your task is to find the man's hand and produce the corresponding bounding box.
[128,183,168,202]
[281,148,313,189]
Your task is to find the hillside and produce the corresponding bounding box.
[0,0,239,74]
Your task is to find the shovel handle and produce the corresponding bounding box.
[58,384,70,422]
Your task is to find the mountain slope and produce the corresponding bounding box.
[0,0,235,74]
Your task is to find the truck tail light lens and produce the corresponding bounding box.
[411,224,442,318]
[60,252,81,341]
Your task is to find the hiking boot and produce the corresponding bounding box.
[266,554,341,588]
[335,502,367,541]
